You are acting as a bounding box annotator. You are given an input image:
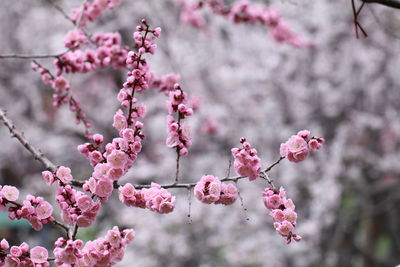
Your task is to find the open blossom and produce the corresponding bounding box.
[30,246,49,264]
[194,175,237,205]
[56,166,73,184]
[231,137,261,181]
[36,202,53,220]
[107,150,128,168]
[280,130,325,163]
[41,171,55,185]
[263,187,301,244]
[1,185,19,201]
[95,179,113,198]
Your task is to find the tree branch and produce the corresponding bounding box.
[70,157,284,190]
[361,0,400,9]
[0,51,68,60]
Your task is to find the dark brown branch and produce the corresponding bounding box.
[263,156,284,173]
[352,0,368,38]
[72,224,79,240]
[361,0,400,8]
[0,108,58,173]
[52,220,70,234]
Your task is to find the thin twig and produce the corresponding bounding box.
[175,149,181,184]
[351,0,368,38]
[0,50,68,60]
[225,159,232,178]
[361,0,400,8]
[187,187,192,224]
[263,156,284,173]
[52,220,70,234]
[70,157,285,190]
[72,224,79,240]
[235,180,249,221]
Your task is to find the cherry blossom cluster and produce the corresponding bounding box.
[1,185,54,231]
[263,187,301,244]
[194,175,238,205]
[0,240,49,267]
[57,184,101,227]
[179,0,206,29]
[78,122,144,200]
[280,130,325,163]
[31,62,91,133]
[56,32,128,75]
[151,73,181,95]
[166,85,193,156]
[64,29,88,50]
[178,0,310,47]
[119,183,176,214]
[121,21,161,113]
[116,20,161,127]
[231,137,261,181]
[78,86,146,197]
[53,226,134,266]
[71,0,121,27]
[42,167,102,227]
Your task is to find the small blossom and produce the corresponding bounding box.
[42,171,55,185]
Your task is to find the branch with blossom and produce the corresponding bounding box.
[178,0,312,47]
[0,1,327,265]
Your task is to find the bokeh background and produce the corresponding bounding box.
[0,0,400,266]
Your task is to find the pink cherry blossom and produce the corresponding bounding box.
[56,166,73,184]
[30,246,48,264]
[1,185,19,201]
[194,175,222,204]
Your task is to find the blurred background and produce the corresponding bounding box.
[0,0,400,266]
